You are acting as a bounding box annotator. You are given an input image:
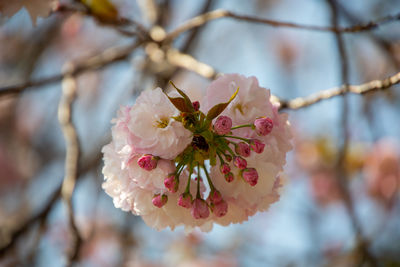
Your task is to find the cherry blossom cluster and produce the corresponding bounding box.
[102,74,292,231]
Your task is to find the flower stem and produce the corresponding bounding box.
[216,151,225,164]
[224,144,236,157]
[202,165,215,192]
[231,124,253,130]
[185,168,192,193]
[196,163,201,198]
[223,135,251,143]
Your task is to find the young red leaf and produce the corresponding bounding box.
[169,81,195,113]
[206,87,239,121]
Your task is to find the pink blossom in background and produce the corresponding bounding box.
[364,139,400,207]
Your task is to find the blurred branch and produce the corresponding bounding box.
[336,2,400,69]
[279,71,400,110]
[0,152,102,259]
[166,49,218,79]
[179,0,214,54]
[159,0,214,89]
[327,1,376,265]
[58,65,82,265]
[53,3,147,38]
[0,41,144,98]
[165,9,400,42]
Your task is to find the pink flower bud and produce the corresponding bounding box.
[209,190,222,204]
[235,142,251,157]
[164,175,178,193]
[191,198,210,219]
[192,101,200,111]
[137,155,158,171]
[152,194,168,208]
[225,154,232,162]
[254,117,273,136]
[233,156,247,169]
[213,116,232,135]
[242,168,259,186]
[225,172,234,182]
[178,193,193,208]
[211,200,228,217]
[250,139,265,154]
[220,163,231,174]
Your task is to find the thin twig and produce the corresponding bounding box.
[0,41,144,98]
[278,71,400,110]
[164,9,400,42]
[58,63,82,265]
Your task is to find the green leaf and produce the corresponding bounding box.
[169,81,195,112]
[206,87,239,121]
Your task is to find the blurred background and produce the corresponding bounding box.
[0,0,400,266]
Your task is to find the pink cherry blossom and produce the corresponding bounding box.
[191,198,210,219]
[213,116,232,135]
[242,168,259,186]
[225,172,234,182]
[178,193,193,208]
[220,163,231,174]
[137,155,158,171]
[235,142,251,157]
[250,139,265,153]
[192,101,200,111]
[102,74,292,231]
[233,156,247,169]
[211,200,228,217]
[164,175,178,193]
[152,194,168,208]
[254,117,273,136]
[128,88,193,160]
[208,190,222,204]
[364,139,400,207]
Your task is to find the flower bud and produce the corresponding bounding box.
[233,156,247,169]
[242,168,259,186]
[213,116,232,135]
[192,101,200,111]
[178,193,193,208]
[254,117,273,136]
[220,163,231,174]
[225,172,234,182]
[225,154,232,162]
[250,139,265,154]
[152,194,168,208]
[211,200,228,217]
[235,142,251,157]
[137,155,158,171]
[191,198,210,219]
[164,175,178,193]
[209,190,223,204]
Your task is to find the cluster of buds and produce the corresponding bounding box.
[134,83,274,220]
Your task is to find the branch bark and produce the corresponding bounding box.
[165,9,400,42]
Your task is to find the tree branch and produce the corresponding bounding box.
[278,71,400,110]
[0,41,144,98]
[0,150,102,258]
[165,9,400,42]
[166,49,218,79]
[58,64,82,265]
